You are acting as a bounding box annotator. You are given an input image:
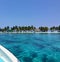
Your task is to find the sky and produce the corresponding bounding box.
[0,0,60,27]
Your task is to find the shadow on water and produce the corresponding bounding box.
[34,37,46,42]
[41,54,48,62]
[32,42,45,49]
[23,57,33,62]
[51,46,60,52]
[30,51,38,58]
[22,51,38,62]
[41,54,56,62]
[8,45,24,57]
[4,39,23,44]
[47,57,56,62]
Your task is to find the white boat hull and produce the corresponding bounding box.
[0,45,19,62]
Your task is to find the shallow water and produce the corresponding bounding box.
[0,58,4,62]
[0,33,60,62]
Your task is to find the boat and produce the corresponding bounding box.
[0,45,20,62]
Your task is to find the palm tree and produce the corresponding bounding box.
[6,26,9,32]
[44,27,48,32]
[24,26,28,31]
[58,25,60,32]
[50,26,56,32]
[0,28,2,32]
[55,27,59,31]
[50,27,53,32]
[27,26,31,31]
[19,26,22,31]
[31,25,36,31]
[39,27,48,32]
[39,27,45,32]
[3,26,9,32]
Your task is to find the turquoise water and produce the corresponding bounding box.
[0,58,4,62]
[0,33,60,62]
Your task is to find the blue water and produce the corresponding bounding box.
[0,33,60,62]
[0,58,4,62]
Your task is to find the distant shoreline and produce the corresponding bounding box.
[0,32,60,34]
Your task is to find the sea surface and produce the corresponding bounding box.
[0,33,60,62]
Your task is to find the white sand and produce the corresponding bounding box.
[0,32,60,34]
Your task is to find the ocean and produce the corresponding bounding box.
[0,33,60,62]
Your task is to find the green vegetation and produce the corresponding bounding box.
[50,26,60,32]
[0,25,60,32]
[39,27,48,32]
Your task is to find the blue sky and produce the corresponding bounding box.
[0,0,60,27]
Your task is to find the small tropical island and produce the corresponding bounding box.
[0,25,60,33]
